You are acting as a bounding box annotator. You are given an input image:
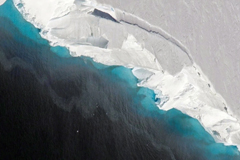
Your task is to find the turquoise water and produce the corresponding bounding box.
[1,1,240,159]
[0,0,70,57]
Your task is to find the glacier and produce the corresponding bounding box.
[10,0,240,151]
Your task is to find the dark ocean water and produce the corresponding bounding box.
[0,1,240,159]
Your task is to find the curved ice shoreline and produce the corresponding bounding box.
[12,0,240,150]
[0,0,6,5]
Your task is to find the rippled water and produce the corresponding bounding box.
[0,1,239,159]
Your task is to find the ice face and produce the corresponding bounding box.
[11,0,240,152]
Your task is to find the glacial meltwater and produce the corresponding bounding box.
[0,1,239,159]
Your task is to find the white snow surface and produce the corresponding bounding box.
[0,0,6,6]
[13,0,240,149]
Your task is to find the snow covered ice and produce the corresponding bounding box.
[13,0,240,150]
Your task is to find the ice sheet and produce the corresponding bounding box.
[13,0,240,150]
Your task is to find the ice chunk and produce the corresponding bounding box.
[0,0,6,5]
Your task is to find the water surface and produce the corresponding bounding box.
[0,1,239,159]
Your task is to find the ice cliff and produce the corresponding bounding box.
[12,0,240,150]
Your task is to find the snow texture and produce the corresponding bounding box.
[13,0,240,150]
